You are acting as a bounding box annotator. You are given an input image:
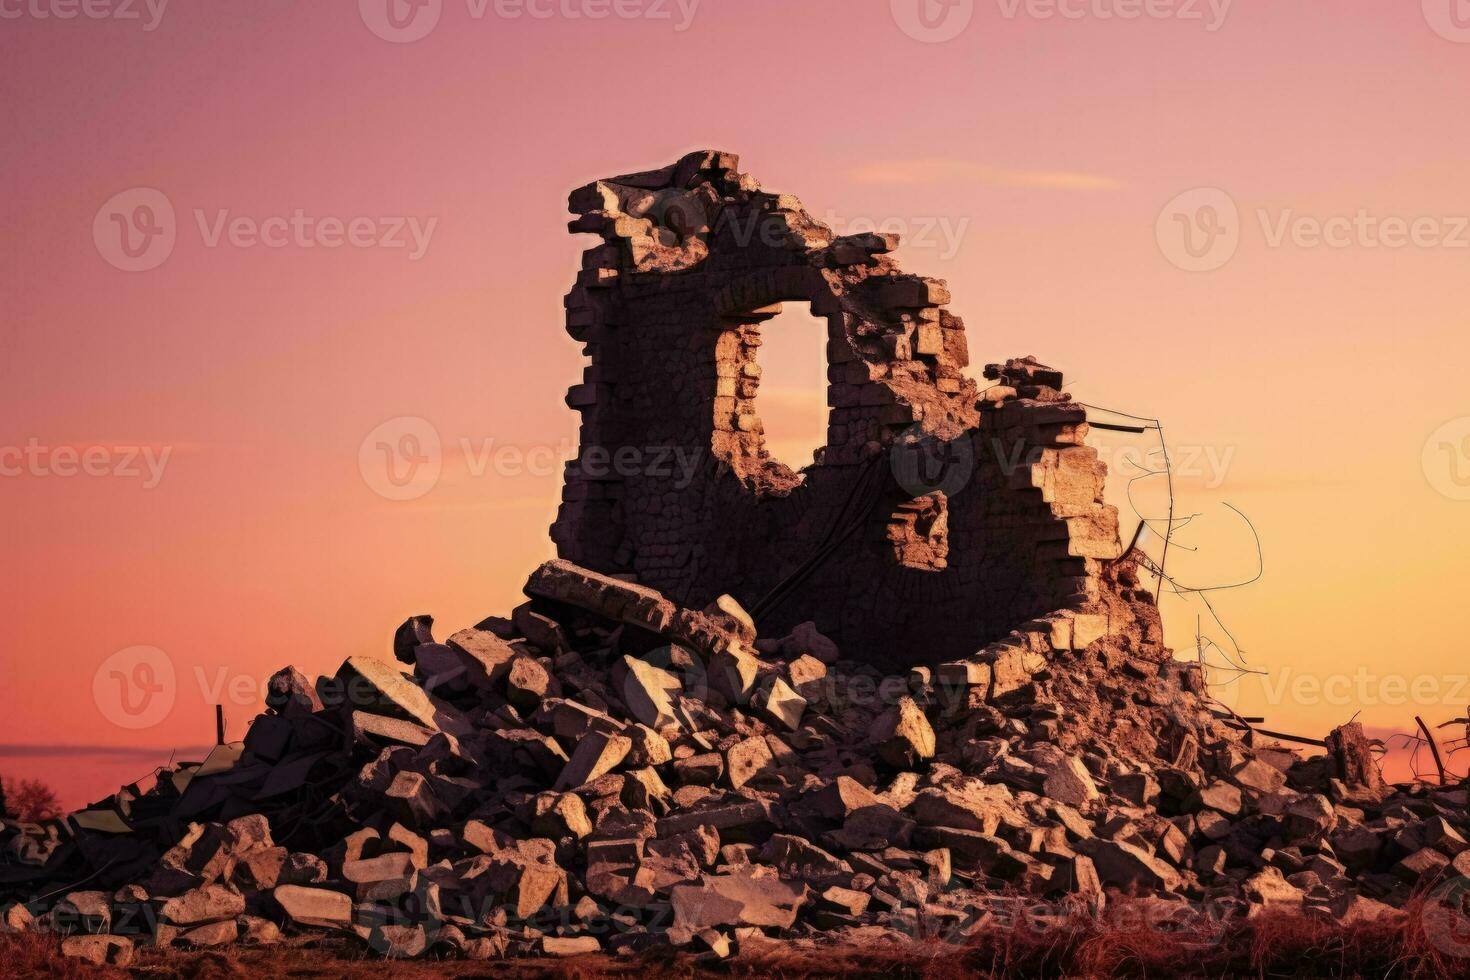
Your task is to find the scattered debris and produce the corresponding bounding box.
[3,153,1461,968]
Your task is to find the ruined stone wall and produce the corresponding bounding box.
[552,151,1131,667]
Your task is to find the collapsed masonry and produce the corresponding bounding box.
[1,560,1456,967]
[553,151,1130,668]
[3,155,1466,968]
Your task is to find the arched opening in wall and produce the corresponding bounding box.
[751,302,830,474]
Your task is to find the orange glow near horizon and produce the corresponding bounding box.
[2,1,1469,808]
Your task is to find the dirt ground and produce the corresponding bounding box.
[10,902,1470,980]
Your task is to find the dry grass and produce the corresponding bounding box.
[8,901,1470,979]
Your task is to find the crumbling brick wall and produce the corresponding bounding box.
[552,151,1132,667]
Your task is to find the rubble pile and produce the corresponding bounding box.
[2,560,1462,967]
[4,153,1463,968]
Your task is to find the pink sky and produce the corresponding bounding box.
[3,0,1469,807]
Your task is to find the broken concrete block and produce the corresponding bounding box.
[234,847,288,890]
[393,614,435,664]
[383,770,445,827]
[1420,817,1468,856]
[804,776,885,821]
[709,646,760,704]
[514,603,573,653]
[445,628,518,689]
[275,885,353,930]
[673,752,725,786]
[530,792,594,839]
[1046,613,1107,651]
[334,657,472,737]
[1040,754,1099,808]
[524,558,677,633]
[506,655,555,711]
[628,724,672,767]
[817,885,871,916]
[1112,772,1160,807]
[669,865,809,931]
[1075,838,1180,892]
[543,935,601,956]
[1,902,35,934]
[725,735,778,790]
[266,666,321,716]
[60,935,134,967]
[239,915,282,945]
[372,923,428,959]
[911,781,1024,836]
[752,676,806,730]
[760,834,852,888]
[350,710,436,749]
[1191,782,1243,817]
[1284,794,1337,840]
[158,883,246,926]
[622,767,674,814]
[616,655,681,729]
[179,919,239,947]
[1230,759,1287,795]
[1324,722,1385,791]
[869,697,935,770]
[657,799,777,842]
[1394,847,1451,883]
[784,654,828,701]
[711,594,757,637]
[556,731,633,790]
[52,891,110,934]
[1243,866,1305,915]
[987,648,1034,698]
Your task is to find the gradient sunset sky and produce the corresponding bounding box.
[3,0,1469,807]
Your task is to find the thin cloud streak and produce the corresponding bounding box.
[849,159,1122,191]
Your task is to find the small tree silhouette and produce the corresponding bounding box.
[0,776,62,822]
